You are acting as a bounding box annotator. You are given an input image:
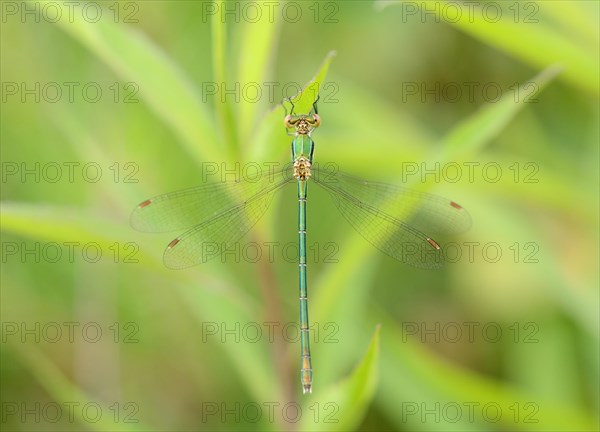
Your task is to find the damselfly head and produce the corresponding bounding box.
[285,114,321,135]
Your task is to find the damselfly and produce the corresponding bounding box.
[131,98,471,394]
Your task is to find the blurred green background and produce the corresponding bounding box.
[1,1,598,431]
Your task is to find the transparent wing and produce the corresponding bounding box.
[311,168,471,268]
[312,167,471,235]
[163,176,294,269]
[131,166,294,233]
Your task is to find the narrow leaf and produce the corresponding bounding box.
[439,65,562,159]
[34,0,221,162]
[236,10,282,149]
[377,1,598,93]
[287,50,338,114]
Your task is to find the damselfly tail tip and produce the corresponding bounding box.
[303,384,312,394]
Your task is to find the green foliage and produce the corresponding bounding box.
[2,1,598,431]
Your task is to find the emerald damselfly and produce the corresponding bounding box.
[131,99,471,394]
